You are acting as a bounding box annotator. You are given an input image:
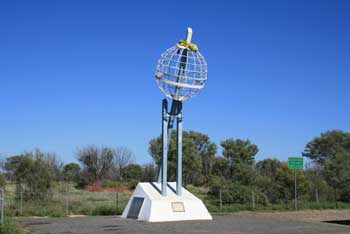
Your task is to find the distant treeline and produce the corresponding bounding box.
[1,129,349,205]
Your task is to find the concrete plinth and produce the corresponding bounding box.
[122,182,212,222]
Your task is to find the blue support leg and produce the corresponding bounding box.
[157,100,177,183]
[162,99,168,196]
[157,163,162,183]
[176,104,183,195]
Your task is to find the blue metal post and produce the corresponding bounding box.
[176,103,183,195]
[156,101,177,183]
[161,99,168,196]
[157,165,162,183]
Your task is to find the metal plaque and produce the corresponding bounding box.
[171,202,185,212]
[127,197,144,219]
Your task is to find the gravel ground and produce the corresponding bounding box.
[243,209,350,222]
[18,211,350,234]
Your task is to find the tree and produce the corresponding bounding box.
[45,152,64,181]
[255,159,309,203]
[63,163,81,182]
[149,130,216,186]
[211,157,230,178]
[124,164,143,181]
[220,138,258,178]
[163,131,200,185]
[324,148,350,202]
[113,147,133,181]
[302,130,350,164]
[255,158,281,178]
[208,175,225,194]
[14,150,55,198]
[305,163,332,202]
[77,146,114,183]
[141,162,157,182]
[255,159,286,203]
[188,131,217,184]
[5,155,27,181]
[303,130,350,202]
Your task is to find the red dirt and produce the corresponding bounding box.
[83,182,130,192]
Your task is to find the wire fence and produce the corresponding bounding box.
[198,188,350,213]
[0,185,349,219]
[2,187,131,217]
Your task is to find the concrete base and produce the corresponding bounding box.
[122,182,212,222]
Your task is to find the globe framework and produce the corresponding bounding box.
[155,45,207,101]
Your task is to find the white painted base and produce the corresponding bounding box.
[122,182,212,222]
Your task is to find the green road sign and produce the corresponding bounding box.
[288,157,304,169]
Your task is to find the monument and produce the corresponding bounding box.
[122,28,212,222]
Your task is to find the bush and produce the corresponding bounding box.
[127,179,138,190]
[14,151,55,198]
[209,181,269,206]
[208,176,225,194]
[100,179,137,190]
[101,180,119,188]
[0,175,5,188]
[91,205,117,216]
[220,184,249,204]
[0,217,19,234]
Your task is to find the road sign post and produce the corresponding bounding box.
[294,169,297,210]
[288,157,303,211]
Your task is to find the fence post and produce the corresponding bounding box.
[65,195,69,215]
[20,191,23,215]
[116,192,119,213]
[0,188,4,225]
[294,169,298,210]
[219,189,222,211]
[65,184,69,215]
[252,190,255,210]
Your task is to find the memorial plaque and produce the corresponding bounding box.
[172,202,185,212]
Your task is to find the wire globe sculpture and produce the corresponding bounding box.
[155,29,207,101]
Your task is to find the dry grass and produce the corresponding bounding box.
[4,182,131,217]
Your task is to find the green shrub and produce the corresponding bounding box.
[127,179,138,190]
[0,217,19,234]
[209,181,269,206]
[0,175,5,189]
[91,205,117,216]
[208,176,225,194]
[76,179,89,189]
[101,180,119,188]
[101,179,136,189]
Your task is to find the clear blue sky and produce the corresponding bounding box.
[1,0,349,164]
